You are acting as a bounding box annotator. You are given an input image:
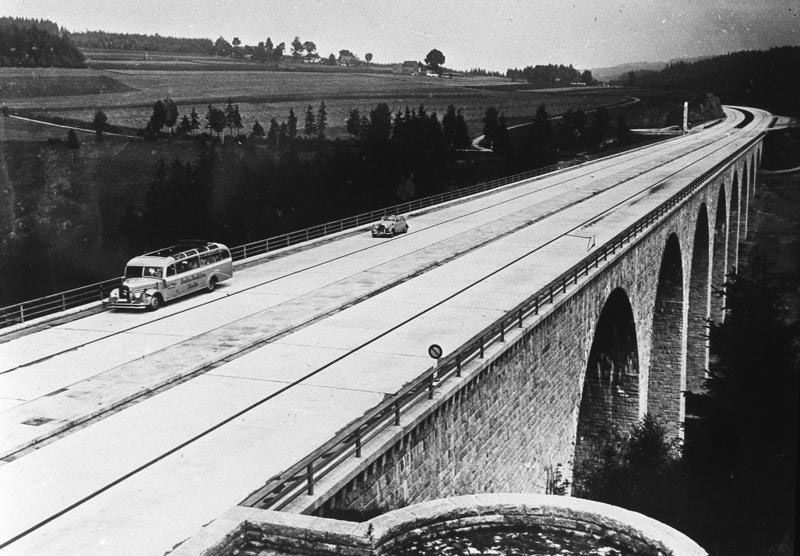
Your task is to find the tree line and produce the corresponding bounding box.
[506,63,594,87]
[0,17,84,67]
[71,30,215,55]
[620,46,800,117]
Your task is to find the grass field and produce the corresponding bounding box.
[0,66,626,138]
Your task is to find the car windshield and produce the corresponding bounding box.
[384,216,396,221]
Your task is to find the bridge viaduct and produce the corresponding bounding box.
[263,112,763,519]
[0,106,770,556]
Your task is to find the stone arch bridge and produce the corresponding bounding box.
[0,106,772,556]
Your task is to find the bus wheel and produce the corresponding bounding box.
[149,294,162,311]
[207,277,218,292]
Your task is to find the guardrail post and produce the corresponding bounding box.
[534,298,539,315]
[456,357,462,377]
[243,245,248,259]
[394,402,400,426]
[479,337,484,358]
[19,304,25,323]
[428,376,435,399]
[573,270,578,285]
[355,433,362,458]
[549,287,554,304]
[562,279,567,294]
[518,310,523,328]
[306,463,314,495]
[499,321,505,342]
[61,293,66,311]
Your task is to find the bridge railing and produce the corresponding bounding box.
[2,157,597,330]
[0,278,123,329]
[241,133,763,512]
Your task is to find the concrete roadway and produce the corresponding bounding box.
[0,107,771,555]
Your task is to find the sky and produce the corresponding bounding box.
[4,0,800,70]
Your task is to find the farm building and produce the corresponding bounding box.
[394,60,421,75]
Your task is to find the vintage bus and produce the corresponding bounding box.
[106,241,233,310]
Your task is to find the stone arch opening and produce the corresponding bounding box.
[711,187,727,321]
[647,233,684,438]
[686,205,710,394]
[575,288,640,468]
[727,173,740,271]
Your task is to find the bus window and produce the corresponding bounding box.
[145,266,163,278]
[125,266,144,278]
[220,249,231,260]
[166,264,176,277]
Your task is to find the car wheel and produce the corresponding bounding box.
[149,294,162,311]
[390,228,395,237]
[207,276,218,292]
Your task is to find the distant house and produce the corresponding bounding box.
[338,54,358,67]
[394,60,420,75]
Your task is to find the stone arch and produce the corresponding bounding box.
[686,205,710,394]
[710,187,727,321]
[727,172,740,271]
[575,288,640,467]
[647,233,684,438]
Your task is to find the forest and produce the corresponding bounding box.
[0,17,84,67]
[621,46,800,117]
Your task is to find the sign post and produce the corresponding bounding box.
[428,344,443,384]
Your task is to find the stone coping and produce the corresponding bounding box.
[168,494,707,556]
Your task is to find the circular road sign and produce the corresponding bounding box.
[428,344,443,359]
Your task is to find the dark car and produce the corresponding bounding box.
[371,215,409,237]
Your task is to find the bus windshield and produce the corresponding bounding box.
[125,266,144,278]
[124,266,163,278]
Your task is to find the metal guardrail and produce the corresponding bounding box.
[1,157,598,331]
[241,133,764,512]
[0,277,123,330]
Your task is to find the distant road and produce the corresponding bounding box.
[471,96,640,150]
[7,114,142,140]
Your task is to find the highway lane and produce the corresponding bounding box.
[0,107,770,555]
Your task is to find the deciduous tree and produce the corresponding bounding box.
[93,109,107,140]
[424,48,445,72]
[149,100,167,133]
[251,120,265,138]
